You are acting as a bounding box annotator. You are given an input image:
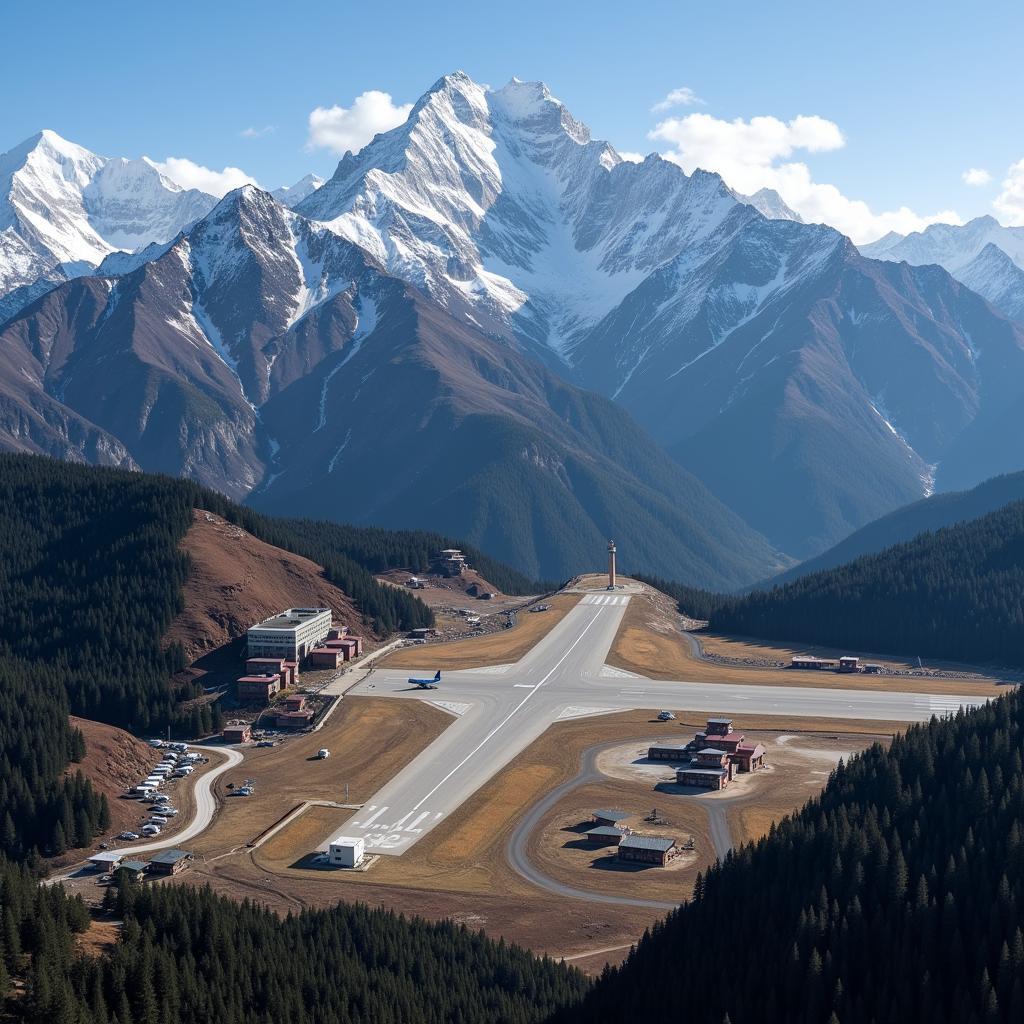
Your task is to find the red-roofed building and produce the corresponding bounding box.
[274,708,315,729]
[310,647,342,669]
[237,675,280,703]
[735,742,767,772]
[702,731,745,754]
[675,719,769,786]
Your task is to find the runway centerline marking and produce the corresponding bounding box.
[410,609,605,812]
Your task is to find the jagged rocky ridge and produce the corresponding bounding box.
[2,74,1024,569]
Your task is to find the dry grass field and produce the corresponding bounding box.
[257,804,352,864]
[191,697,450,857]
[607,588,1009,696]
[379,593,581,669]
[193,707,902,967]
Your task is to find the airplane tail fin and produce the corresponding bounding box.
[434,670,441,681]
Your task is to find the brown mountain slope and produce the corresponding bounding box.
[67,716,156,839]
[164,509,370,666]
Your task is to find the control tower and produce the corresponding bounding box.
[607,540,617,588]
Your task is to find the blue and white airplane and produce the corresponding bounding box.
[408,670,441,689]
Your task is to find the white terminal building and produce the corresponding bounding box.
[247,607,332,660]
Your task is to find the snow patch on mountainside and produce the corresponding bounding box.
[314,295,378,432]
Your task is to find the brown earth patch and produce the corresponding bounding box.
[75,919,121,958]
[66,716,169,840]
[607,588,1008,696]
[165,509,378,670]
[257,804,352,864]
[379,593,581,669]
[192,697,449,857]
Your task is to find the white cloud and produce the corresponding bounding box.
[240,125,275,139]
[617,151,646,163]
[150,157,257,197]
[649,112,960,243]
[651,86,704,113]
[306,90,412,155]
[994,159,1024,225]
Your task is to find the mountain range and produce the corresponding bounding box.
[1,72,1024,580]
[861,215,1024,322]
[765,469,1024,587]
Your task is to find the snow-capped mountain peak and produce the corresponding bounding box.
[861,214,1024,274]
[859,214,1024,322]
[271,173,324,208]
[735,187,804,223]
[298,70,749,358]
[0,129,216,313]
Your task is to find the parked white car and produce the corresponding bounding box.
[118,831,140,841]
[141,824,162,836]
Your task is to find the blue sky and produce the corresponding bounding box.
[4,0,1023,240]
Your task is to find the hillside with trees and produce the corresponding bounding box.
[0,665,109,861]
[766,471,1024,587]
[6,871,587,1024]
[705,499,1024,667]
[553,689,1024,1024]
[0,453,532,862]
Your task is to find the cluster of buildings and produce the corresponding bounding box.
[582,809,687,867]
[648,718,767,791]
[88,848,193,880]
[308,629,364,669]
[437,548,468,577]
[236,608,363,707]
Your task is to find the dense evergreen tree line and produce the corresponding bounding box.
[706,499,1024,667]
[0,455,208,735]
[10,880,587,1024]
[554,689,1024,1024]
[0,856,93,1015]
[0,664,109,861]
[257,518,548,597]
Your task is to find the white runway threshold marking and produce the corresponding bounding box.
[409,610,605,813]
[581,594,628,606]
[430,700,472,716]
[600,665,642,679]
[353,805,387,828]
[557,705,620,720]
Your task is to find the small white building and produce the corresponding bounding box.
[328,836,365,868]
[247,607,332,660]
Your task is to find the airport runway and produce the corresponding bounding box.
[326,592,990,857]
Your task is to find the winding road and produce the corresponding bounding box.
[506,739,679,910]
[107,743,243,857]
